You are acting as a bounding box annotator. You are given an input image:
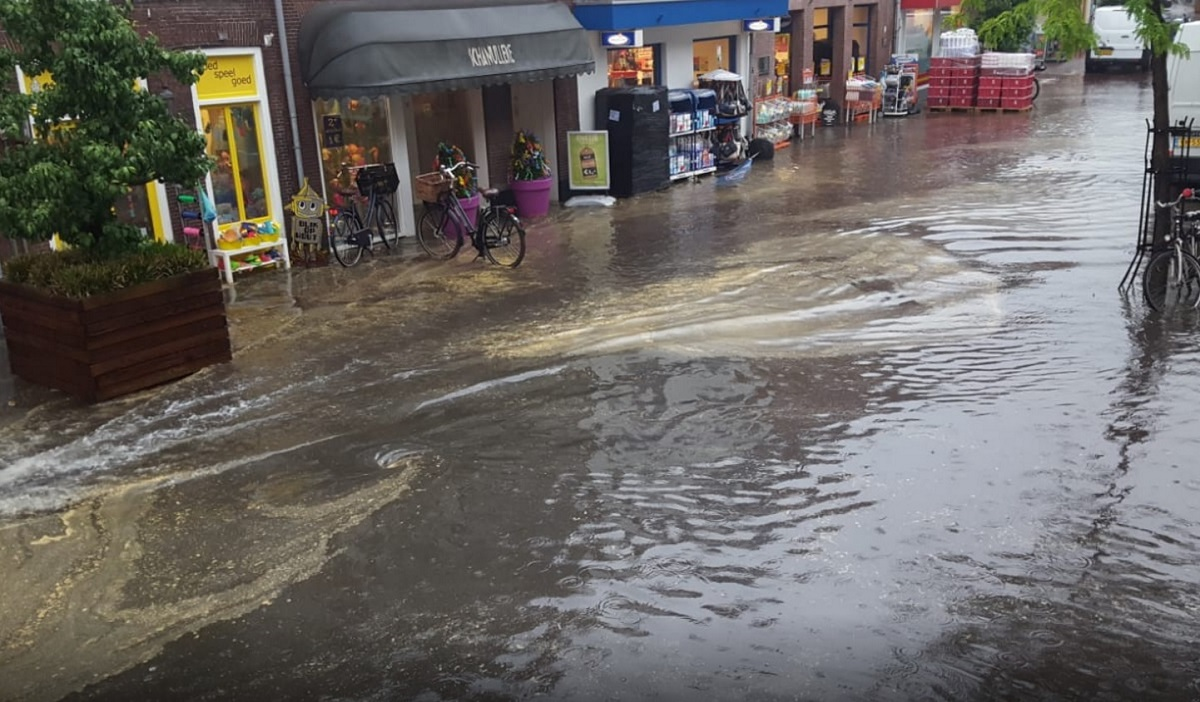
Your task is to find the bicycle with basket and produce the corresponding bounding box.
[413,162,526,268]
[328,162,400,267]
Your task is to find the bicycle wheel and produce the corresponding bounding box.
[330,212,364,267]
[375,197,399,250]
[1142,248,1200,311]
[481,210,526,268]
[1031,77,1040,102]
[417,205,462,260]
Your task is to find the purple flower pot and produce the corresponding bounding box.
[448,191,481,239]
[509,176,553,218]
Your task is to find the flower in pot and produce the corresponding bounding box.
[0,0,229,403]
[509,130,554,218]
[433,142,478,199]
[432,142,480,235]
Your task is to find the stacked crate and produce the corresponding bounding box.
[979,53,1036,111]
[927,56,981,109]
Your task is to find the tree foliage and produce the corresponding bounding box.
[959,0,1095,55]
[0,0,211,255]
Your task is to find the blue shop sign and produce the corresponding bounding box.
[743,18,782,32]
[601,31,645,48]
[574,0,789,30]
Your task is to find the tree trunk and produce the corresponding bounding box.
[1150,0,1172,252]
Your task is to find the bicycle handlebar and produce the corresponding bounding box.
[440,161,478,176]
[1156,188,1195,209]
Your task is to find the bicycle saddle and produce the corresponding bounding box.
[481,188,501,200]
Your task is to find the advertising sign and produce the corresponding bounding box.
[567,131,611,191]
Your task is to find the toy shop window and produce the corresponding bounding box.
[202,103,271,224]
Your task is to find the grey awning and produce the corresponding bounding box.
[299,0,596,99]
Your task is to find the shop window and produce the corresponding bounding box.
[813,9,832,77]
[774,33,791,89]
[314,97,392,199]
[852,6,873,74]
[903,10,937,73]
[607,46,661,88]
[19,70,169,241]
[693,36,736,82]
[202,104,270,225]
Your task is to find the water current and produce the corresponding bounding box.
[1,68,1198,701]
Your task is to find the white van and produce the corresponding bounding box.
[1168,21,1200,172]
[1086,6,1148,73]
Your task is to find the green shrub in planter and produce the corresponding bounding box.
[2,244,209,298]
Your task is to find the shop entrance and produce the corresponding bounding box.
[411,91,476,178]
[852,6,873,74]
[201,104,270,225]
[693,36,736,82]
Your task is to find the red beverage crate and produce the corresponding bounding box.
[1002,76,1034,91]
[927,94,951,107]
[927,85,951,98]
[977,87,1001,100]
[952,67,980,78]
[930,56,979,66]
[977,97,1001,108]
[951,87,976,98]
[929,76,954,88]
[979,77,1003,88]
[929,66,953,77]
[1001,96,1031,110]
[950,96,977,108]
[952,76,978,88]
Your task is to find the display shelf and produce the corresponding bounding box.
[209,235,291,285]
[668,88,719,180]
[754,97,793,147]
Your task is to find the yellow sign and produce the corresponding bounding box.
[196,55,258,101]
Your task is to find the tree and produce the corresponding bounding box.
[958,0,1095,56]
[1123,0,1184,249]
[0,0,210,257]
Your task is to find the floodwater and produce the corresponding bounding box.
[3,64,1200,701]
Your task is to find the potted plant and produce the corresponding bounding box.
[509,130,553,218]
[0,0,229,403]
[433,142,480,238]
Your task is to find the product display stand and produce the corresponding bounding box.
[789,69,820,140]
[668,89,718,180]
[844,77,881,124]
[753,96,793,149]
[176,188,209,253]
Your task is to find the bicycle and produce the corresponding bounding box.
[1142,187,1200,311]
[414,161,526,268]
[328,162,400,267]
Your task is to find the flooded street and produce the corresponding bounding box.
[3,65,1200,701]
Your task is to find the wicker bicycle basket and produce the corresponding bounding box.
[415,172,453,203]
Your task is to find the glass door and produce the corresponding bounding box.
[202,103,272,225]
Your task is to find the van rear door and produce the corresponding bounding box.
[1091,8,1144,62]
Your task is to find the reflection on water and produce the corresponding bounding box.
[3,67,1200,700]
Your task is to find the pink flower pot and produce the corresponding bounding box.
[447,192,481,239]
[509,176,553,218]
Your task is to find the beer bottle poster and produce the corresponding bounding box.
[567,131,610,191]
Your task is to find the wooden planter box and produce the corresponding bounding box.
[0,269,231,403]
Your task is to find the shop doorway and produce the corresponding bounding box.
[607,45,662,87]
[201,104,271,225]
[693,36,736,82]
[852,6,873,74]
[411,91,477,178]
[813,9,832,78]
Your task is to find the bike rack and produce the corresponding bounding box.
[1120,119,1195,292]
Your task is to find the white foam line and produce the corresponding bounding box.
[415,365,568,411]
